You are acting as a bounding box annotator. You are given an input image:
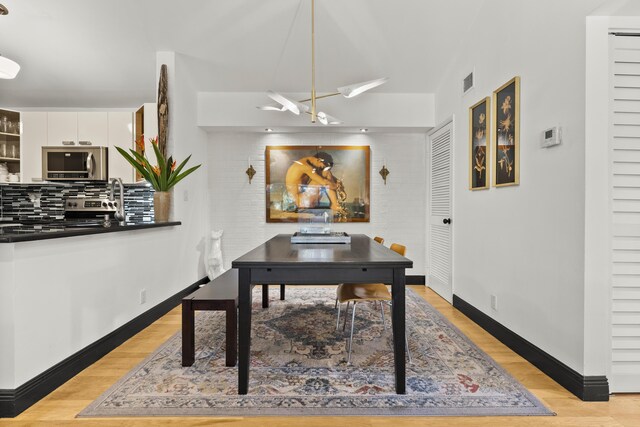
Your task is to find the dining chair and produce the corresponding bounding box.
[334,236,384,309]
[335,243,412,364]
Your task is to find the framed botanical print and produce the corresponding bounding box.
[492,76,520,187]
[469,97,490,190]
[265,145,370,223]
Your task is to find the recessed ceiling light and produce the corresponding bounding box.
[0,4,8,15]
[265,128,274,132]
[360,128,368,132]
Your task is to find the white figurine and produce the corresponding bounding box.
[206,229,225,281]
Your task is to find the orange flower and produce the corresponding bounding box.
[171,160,176,172]
[150,136,158,145]
[152,165,160,175]
[135,135,145,153]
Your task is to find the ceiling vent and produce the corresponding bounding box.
[463,71,474,94]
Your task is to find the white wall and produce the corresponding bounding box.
[434,0,604,374]
[8,228,183,387]
[207,132,426,275]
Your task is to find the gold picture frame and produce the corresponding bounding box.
[492,76,520,187]
[469,97,490,190]
[265,145,370,223]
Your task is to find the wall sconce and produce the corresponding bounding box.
[379,160,390,185]
[246,157,256,184]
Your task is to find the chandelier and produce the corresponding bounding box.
[257,0,388,125]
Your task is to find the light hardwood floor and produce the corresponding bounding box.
[1,286,639,427]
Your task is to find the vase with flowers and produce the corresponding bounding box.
[116,136,201,222]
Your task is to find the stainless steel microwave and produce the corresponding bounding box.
[42,146,109,181]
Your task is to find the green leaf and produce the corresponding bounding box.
[167,155,193,186]
[167,164,201,189]
[116,146,159,189]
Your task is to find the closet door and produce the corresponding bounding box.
[428,120,454,303]
[609,34,640,392]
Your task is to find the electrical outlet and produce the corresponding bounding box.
[491,294,498,311]
[140,289,147,305]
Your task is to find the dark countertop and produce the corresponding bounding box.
[0,221,181,243]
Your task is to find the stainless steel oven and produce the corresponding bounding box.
[42,146,108,181]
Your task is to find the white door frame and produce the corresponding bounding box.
[426,116,455,303]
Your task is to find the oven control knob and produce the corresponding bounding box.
[102,202,107,208]
[108,202,113,208]
[114,202,118,207]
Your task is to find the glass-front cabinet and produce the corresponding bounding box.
[0,108,21,182]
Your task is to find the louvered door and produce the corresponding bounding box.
[610,34,640,392]
[428,121,453,303]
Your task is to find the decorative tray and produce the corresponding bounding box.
[291,232,351,244]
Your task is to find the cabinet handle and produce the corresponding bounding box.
[62,140,75,145]
[78,140,92,145]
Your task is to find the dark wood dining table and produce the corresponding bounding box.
[231,234,413,394]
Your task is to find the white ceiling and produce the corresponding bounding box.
[1,0,482,108]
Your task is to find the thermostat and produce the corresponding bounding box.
[541,126,562,148]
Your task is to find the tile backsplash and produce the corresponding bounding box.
[0,183,154,222]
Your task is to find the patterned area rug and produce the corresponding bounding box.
[79,287,553,417]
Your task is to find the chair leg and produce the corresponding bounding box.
[343,301,350,331]
[348,302,357,364]
[334,296,338,310]
[336,302,342,330]
[379,301,386,330]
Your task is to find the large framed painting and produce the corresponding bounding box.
[265,145,370,223]
[469,97,490,190]
[492,76,520,187]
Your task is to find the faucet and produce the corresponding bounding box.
[109,178,125,222]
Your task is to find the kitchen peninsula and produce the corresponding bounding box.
[0,180,188,405]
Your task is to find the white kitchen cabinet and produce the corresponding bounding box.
[46,112,77,146]
[108,112,134,183]
[21,110,136,183]
[20,112,48,182]
[77,112,108,147]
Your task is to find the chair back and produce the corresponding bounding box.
[373,236,384,244]
[390,243,406,256]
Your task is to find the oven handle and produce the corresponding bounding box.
[86,153,94,178]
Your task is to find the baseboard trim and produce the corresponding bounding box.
[406,275,425,285]
[0,276,209,418]
[452,295,609,402]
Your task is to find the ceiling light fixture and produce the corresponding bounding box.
[360,128,368,132]
[0,55,20,79]
[258,0,388,125]
[0,5,20,80]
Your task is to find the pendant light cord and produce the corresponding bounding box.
[311,0,316,122]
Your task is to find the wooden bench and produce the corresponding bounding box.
[181,270,285,367]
